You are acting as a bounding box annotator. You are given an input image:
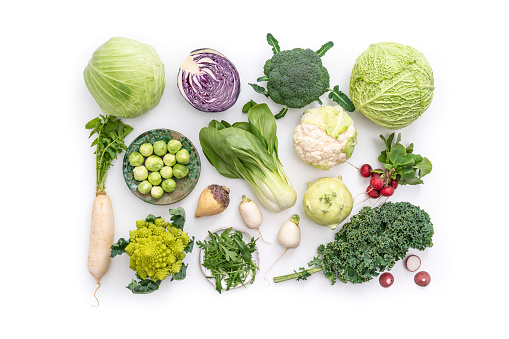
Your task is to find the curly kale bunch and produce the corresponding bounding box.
[249,33,354,119]
[111,207,194,294]
[273,202,434,285]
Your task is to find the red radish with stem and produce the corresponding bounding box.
[414,271,431,287]
[360,164,372,177]
[379,272,394,287]
[380,186,394,197]
[405,255,421,272]
[390,178,398,189]
[366,186,380,198]
[370,176,384,190]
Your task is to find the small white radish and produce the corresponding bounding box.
[405,255,421,272]
[88,193,115,306]
[263,214,301,285]
[238,195,268,243]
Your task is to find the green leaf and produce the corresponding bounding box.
[242,100,257,113]
[256,75,270,82]
[171,263,188,281]
[416,157,432,178]
[127,278,161,294]
[249,83,269,97]
[328,86,355,112]
[169,207,186,230]
[406,143,414,154]
[110,238,129,258]
[316,41,334,57]
[266,33,280,54]
[274,107,288,119]
[388,144,406,165]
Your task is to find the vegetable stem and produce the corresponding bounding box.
[273,267,323,283]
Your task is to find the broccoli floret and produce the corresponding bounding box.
[249,34,354,119]
[263,48,330,109]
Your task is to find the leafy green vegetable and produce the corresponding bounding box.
[377,132,432,185]
[86,115,133,193]
[249,33,354,119]
[349,42,434,129]
[197,228,259,293]
[110,208,194,294]
[199,103,297,213]
[273,202,434,285]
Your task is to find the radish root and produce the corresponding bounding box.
[263,248,288,287]
[92,283,101,307]
[257,229,270,244]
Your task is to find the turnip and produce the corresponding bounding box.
[195,184,230,218]
[405,255,421,272]
[414,271,431,287]
[263,214,301,285]
[379,272,394,288]
[239,195,269,243]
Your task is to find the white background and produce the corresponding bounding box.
[2,0,507,337]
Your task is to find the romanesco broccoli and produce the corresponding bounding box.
[111,208,194,294]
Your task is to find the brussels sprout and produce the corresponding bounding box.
[160,166,173,179]
[163,153,176,166]
[153,140,167,156]
[175,148,190,164]
[167,139,182,154]
[162,179,177,193]
[128,152,144,167]
[133,165,149,181]
[137,180,152,194]
[148,171,162,186]
[302,175,353,230]
[151,185,164,199]
[139,143,153,157]
[172,163,189,179]
[144,155,163,172]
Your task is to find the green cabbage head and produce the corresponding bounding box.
[302,175,353,230]
[84,37,165,118]
[349,42,434,130]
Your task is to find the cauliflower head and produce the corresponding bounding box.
[124,217,191,282]
[293,105,357,170]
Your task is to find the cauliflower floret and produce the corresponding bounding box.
[293,123,357,170]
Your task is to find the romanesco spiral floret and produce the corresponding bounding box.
[125,216,190,282]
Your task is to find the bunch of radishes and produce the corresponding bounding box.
[379,254,431,288]
[359,164,398,198]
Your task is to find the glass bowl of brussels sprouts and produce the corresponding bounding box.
[122,129,201,205]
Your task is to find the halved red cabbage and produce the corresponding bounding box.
[177,48,240,112]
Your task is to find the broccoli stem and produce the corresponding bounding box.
[273,267,323,283]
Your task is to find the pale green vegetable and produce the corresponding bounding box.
[162,179,176,192]
[128,152,144,167]
[163,153,176,166]
[302,175,353,230]
[176,149,190,164]
[145,155,163,172]
[153,140,168,156]
[133,165,148,181]
[293,105,357,170]
[151,186,164,199]
[139,143,153,157]
[172,164,188,179]
[83,37,165,119]
[160,166,173,179]
[148,171,162,186]
[167,140,182,154]
[349,42,434,130]
[138,180,152,194]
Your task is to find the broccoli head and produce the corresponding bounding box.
[263,48,330,109]
[249,34,355,119]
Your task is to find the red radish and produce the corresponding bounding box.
[380,186,394,197]
[405,255,421,272]
[366,186,380,198]
[414,271,431,287]
[390,178,398,189]
[379,272,394,288]
[370,176,383,190]
[360,164,372,177]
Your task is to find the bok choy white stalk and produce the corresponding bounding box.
[199,103,297,213]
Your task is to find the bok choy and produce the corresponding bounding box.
[199,103,297,213]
